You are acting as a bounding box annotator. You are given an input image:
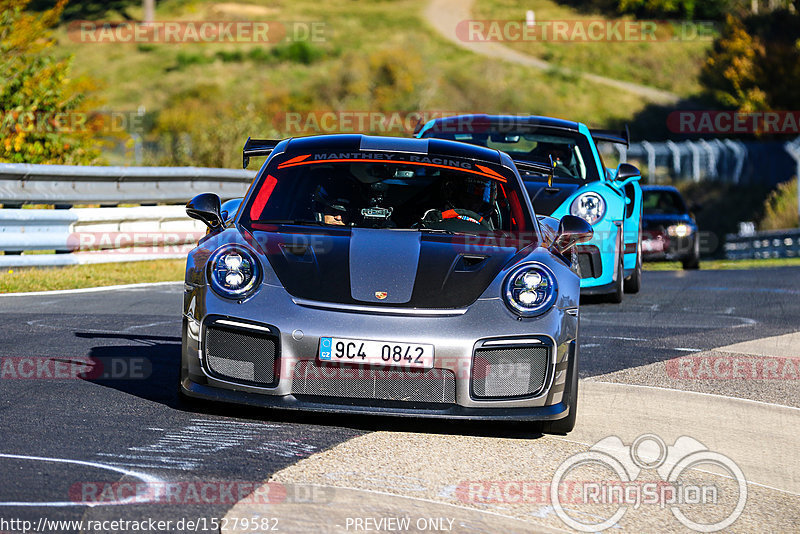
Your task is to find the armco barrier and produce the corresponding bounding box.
[0,206,206,268]
[0,162,255,204]
[0,162,256,267]
[724,228,800,260]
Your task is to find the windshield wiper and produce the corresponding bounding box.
[418,228,482,236]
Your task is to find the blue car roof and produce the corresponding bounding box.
[417,114,583,137]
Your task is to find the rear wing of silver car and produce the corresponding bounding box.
[243,137,283,169]
[590,125,630,148]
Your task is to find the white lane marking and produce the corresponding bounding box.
[97,419,281,471]
[588,380,800,412]
[582,313,759,329]
[0,453,163,507]
[245,440,318,458]
[0,281,182,298]
[123,320,178,331]
[674,348,703,352]
[730,316,759,328]
[581,343,601,348]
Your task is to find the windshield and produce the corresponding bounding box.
[241,151,533,234]
[421,129,600,183]
[643,190,687,215]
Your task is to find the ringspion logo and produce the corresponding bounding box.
[551,434,747,532]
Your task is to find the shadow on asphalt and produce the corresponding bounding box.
[74,331,546,440]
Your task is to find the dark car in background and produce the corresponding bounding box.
[641,185,700,270]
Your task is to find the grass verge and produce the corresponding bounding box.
[473,0,712,97]
[0,259,184,293]
[644,257,800,271]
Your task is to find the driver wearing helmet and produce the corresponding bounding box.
[532,142,575,177]
[422,175,497,230]
[312,177,357,226]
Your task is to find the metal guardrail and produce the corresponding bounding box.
[724,228,800,260]
[0,162,255,267]
[0,163,255,204]
[0,205,207,268]
[601,136,799,187]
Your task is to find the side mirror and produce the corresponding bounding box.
[220,198,243,223]
[553,215,593,254]
[615,163,641,181]
[186,193,223,230]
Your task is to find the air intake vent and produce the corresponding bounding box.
[204,323,278,386]
[472,345,550,398]
[292,361,455,404]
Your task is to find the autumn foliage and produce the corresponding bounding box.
[701,7,800,117]
[0,0,103,164]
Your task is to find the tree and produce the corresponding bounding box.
[701,9,800,114]
[700,15,767,112]
[0,0,104,164]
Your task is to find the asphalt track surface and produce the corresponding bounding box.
[0,267,798,533]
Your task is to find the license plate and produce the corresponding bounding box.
[642,239,665,252]
[318,337,434,370]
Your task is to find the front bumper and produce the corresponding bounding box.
[181,282,579,422]
[642,233,696,261]
[575,220,623,290]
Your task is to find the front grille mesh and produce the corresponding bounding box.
[472,346,549,398]
[292,361,455,404]
[205,325,277,385]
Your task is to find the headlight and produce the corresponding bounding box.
[570,192,606,225]
[208,245,261,299]
[667,224,692,238]
[503,263,558,317]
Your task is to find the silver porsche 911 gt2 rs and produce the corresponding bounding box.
[180,134,592,434]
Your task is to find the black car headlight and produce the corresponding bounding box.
[570,192,606,225]
[503,263,558,317]
[208,245,261,299]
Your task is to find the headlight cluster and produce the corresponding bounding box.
[667,224,693,238]
[208,245,261,299]
[570,192,606,225]
[503,263,558,317]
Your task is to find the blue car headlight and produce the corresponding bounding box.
[208,245,261,299]
[570,192,606,225]
[503,263,558,317]
[667,224,693,237]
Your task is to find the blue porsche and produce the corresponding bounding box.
[416,115,643,302]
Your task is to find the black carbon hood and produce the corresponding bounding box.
[253,228,527,308]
